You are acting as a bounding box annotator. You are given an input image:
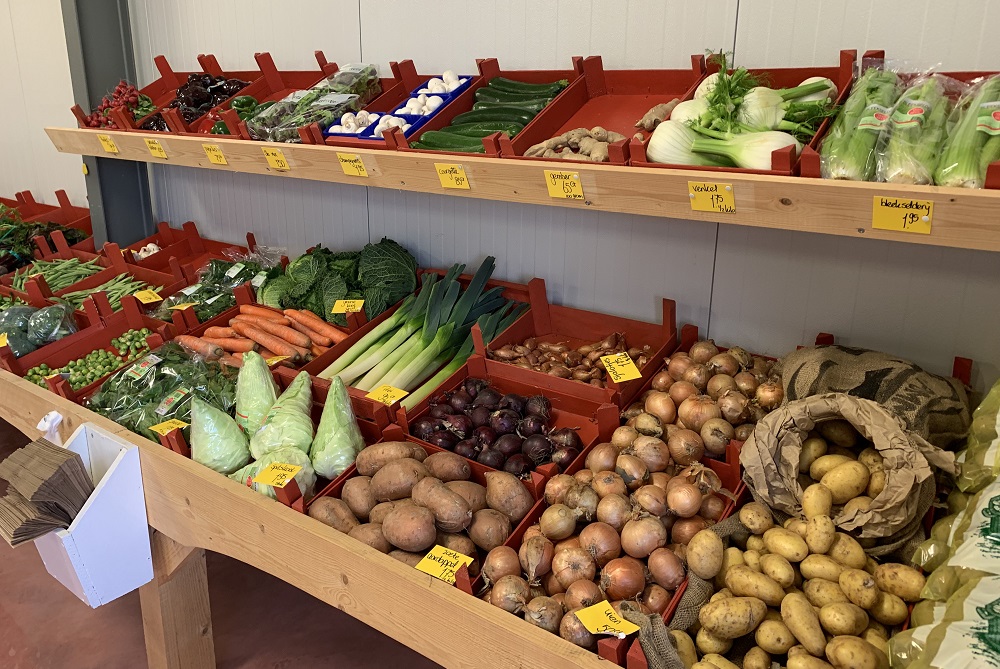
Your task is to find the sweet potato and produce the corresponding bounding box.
[355,442,427,476]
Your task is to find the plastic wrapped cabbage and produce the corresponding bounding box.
[190,397,250,475]
[310,376,365,479]
[235,351,278,437]
[228,447,316,499]
[249,371,313,459]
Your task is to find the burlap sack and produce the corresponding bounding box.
[777,345,970,449]
[740,393,957,559]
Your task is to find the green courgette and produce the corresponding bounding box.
[475,87,554,103]
[439,122,525,137]
[487,76,568,96]
[472,99,548,114]
[417,131,488,151]
[410,141,486,154]
[452,107,536,126]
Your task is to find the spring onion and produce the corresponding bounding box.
[934,74,1000,189]
[878,75,953,185]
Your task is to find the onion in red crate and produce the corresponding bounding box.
[410,416,443,442]
[426,430,458,450]
[490,409,519,435]
[503,454,533,477]
[473,425,497,447]
[550,447,579,471]
[524,395,551,420]
[498,393,526,415]
[469,406,492,428]
[448,389,474,412]
[441,413,473,439]
[477,447,505,469]
[493,434,524,459]
[473,387,502,408]
[517,414,546,437]
[454,440,480,460]
[522,434,554,465]
[548,427,582,451]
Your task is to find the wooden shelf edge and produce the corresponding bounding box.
[48,126,1000,253]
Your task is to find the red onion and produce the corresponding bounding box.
[410,416,444,441]
[522,434,554,465]
[550,447,579,471]
[517,414,547,437]
[620,517,667,558]
[469,406,492,428]
[427,430,458,450]
[429,404,457,418]
[667,429,705,466]
[454,439,479,459]
[524,395,552,420]
[647,547,685,589]
[600,556,646,600]
[667,353,694,381]
[494,433,524,458]
[668,380,699,406]
[666,483,703,518]
[464,377,488,398]
[717,390,750,425]
[498,393,526,415]
[490,409,520,435]
[549,428,583,451]
[473,387,502,408]
[677,395,722,433]
[503,454,533,477]
[473,425,496,446]
[579,522,621,567]
[477,447,505,469]
[688,339,720,364]
[449,389,474,412]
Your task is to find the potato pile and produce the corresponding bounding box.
[308,441,535,567]
[679,500,926,669]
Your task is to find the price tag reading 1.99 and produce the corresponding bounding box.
[262,147,290,171]
[544,170,585,200]
[435,163,470,189]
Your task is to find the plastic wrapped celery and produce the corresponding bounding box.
[877,74,957,184]
[935,74,1000,188]
[820,67,902,180]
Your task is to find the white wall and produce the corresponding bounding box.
[128,0,1000,392]
[0,0,85,205]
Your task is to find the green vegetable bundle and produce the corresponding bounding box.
[0,205,90,274]
[60,274,163,311]
[245,78,363,143]
[934,74,1000,189]
[12,257,103,292]
[877,75,955,185]
[154,258,271,322]
[25,327,150,389]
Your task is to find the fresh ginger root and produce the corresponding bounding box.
[589,126,627,144]
[577,136,610,162]
[524,127,591,156]
[636,99,680,131]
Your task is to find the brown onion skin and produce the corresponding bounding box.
[600,556,646,600]
[707,352,740,377]
[678,395,723,433]
[539,504,577,541]
[544,474,577,506]
[671,516,708,545]
[642,584,672,615]
[551,592,567,610]
[666,354,694,381]
[647,547,686,589]
[574,469,595,486]
[523,524,543,542]
[666,482,703,518]
[682,363,711,391]
[734,424,755,441]
[651,370,673,392]
[552,547,597,589]
[596,493,631,533]
[667,429,705,466]
[563,579,606,610]
[591,470,628,498]
[668,380,699,406]
[560,608,597,650]
[701,418,734,457]
[483,546,521,585]
[543,571,566,596]
[649,471,672,491]
[734,371,759,395]
[717,389,750,425]
[620,517,668,559]
[519,535,555,582]
[524,596,564,634]
[688,340,720,364]
[700,494,726,521]
[632,484,669,517]
[756,381,784,410]
[579,521,622,567]
[616,453,650,491]
[627,435,671,472]
[554,536,582,553]
[611,426,639,450]
[644,391,677,425]
[586,442,619,472]
[490,574,530,614]
[706,374,737,400]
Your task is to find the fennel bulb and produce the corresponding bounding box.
[694,73,720,99]
[670,98,710,126]
[793,77,838,102]
[736,87,788,130]
[690,130,801,170]
[646,120,735,166]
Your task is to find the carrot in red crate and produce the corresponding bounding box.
[175,335,223,360]
[230,322,300,361]
[239,304,287,320]
[286,317,333,347]
[285,309,349,344]
[204,326,237,338]
[233,315,310,348]
[202,337,258,353]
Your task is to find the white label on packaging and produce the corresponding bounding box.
[205,293,224,304]
[225,263,246,278]
[180,283,202,296]
[251,271,268,288]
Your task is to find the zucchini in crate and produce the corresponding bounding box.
[415,131,488,152]
[487,76,568,97]
[475,87,555,104]
[452,107,537,126]
[472,99,550,114]
[439,122,526,137]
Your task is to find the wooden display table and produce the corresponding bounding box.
[0,370,606,669]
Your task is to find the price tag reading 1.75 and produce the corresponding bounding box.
[145,138,168,159]
[435,163,470,189]
[544,170,585,200]
[262,147,290,171]
[574,601,640,639]
[366,384,408,406]
[338,153,368,177]
[253,462,303,489]
[97,134,119,154]
[202,143,228,165]
[415,545,474,584]
[600,352,642,383]
[688,182,735,213]
[872,196,933,234]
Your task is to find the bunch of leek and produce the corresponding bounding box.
[877,75,953,185]
[934,74,1000,189]
[820,68,902,181]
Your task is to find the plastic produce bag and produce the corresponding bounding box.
[26,303,77,346]
[190,396,250,475]
[1,332,36,357]
[235,351,277,437]
[249,371,313,459]
[934,74,1000,188]
[958,377,1000,493]
[325,64,381,103]
[310,376,365,478]
[0,305,37,331]
[268,93,360,143]
[228,446,316,499]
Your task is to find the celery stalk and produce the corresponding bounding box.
[935,74,1000,188]
[820,68,901,181]
[879,75,952,185]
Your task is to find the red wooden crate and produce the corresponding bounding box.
[474,277,677,409]
[0,191,48,219]
[21,190,92,243]
[114,221,249,278]
[500,55,707,165]
[3,232,117,296]
[630,50,858,176]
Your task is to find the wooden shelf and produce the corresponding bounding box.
[48,126,1000,253]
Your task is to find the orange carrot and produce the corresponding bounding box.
[289,343,312,361]
[204,326,237,338]
[219,353,243,368]
[257,348,276,359]
[175,335,223,360]
[286,317,333,346]
[232,314,310,348]
[310,344,329,358]
[285,309,349,344]
[230,321,300,360]
[239,304,287,320]
[202,336,258,353]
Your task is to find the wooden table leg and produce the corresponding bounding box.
[139,531,216,669]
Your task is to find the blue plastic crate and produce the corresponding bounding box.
[324,111,428,140]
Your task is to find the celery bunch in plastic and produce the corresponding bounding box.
[934,74,1000,188]
[820,68,901,181]
[878,75,953,185]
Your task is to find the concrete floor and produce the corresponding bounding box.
[0,422,441,669]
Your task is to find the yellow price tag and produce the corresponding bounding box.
[414,545,474,584]
[253,462,303,488]
[331,299,365,314]
[262,146,290,171]
[167,302,198,311]
[97,134,119,154]
[148,419,189,436]
[872,196,933,234]
[574,601,640,638]
[202,143,228,165]
[365,384,408,406]
[338,153,368,177]
[133,290,162,304]
[265,356,290,366]
[688,182,736,213]
[544,170,585,201]
[145,138,168,159]
[600,352,642,383]
[0,333,8,347]
[435,163,470,189]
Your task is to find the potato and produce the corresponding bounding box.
[756,619,797,653]
[842,496,873,517]
[411,477,473,532]
[695,626,732,655]
[701,654,739,669]
[422,451,472,482]
[804,578,849,607]
[800,554,845,581]
[839,568,879,609]
[826,635,888,669]
[445,480,487,513]
[820,461,870,504]
[715,547,745,589]
[864,557,879,575]
[743,646,771,669]
[760,553,795,588]
[763,528,809,562]
[698,596,768,639]
[355,442,426,476]
[785,518,809,539]
[805,515,836,554]
[869,591,907,625]
[369,499,414,525]
[468,509,511,551]
[827,533,866,569]
[710,588,733,602]
[788,656,835,669]
[370,458,430,501]
[867,470,887,499]
[743,550,763,572]
[802,483,833,519]
[799,437,829,474]
[788,644,809,658]
[725,565,785,606]
[857,448,883,473]
[381,504,436,552]
[308,497,359,533]
[819,602,869,635]
[341,476,377,521]
[810,454,854,481]
[781,592,827,657]
[348,522,391,553]
[763,608,783,622]
[739,502,775,534]
[484,471,534,523]
[670,630,697,669]
[873,563,925,602]
[818,420,859,449]
[688,529,725,579]
[388,549,424,566]
[746,535,766,552]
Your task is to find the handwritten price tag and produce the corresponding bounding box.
[253,462,303,488]
[544,170,585,201]
[148,419,189,436]
[97,134,119,154]
[415,545,474,584]
[133,289,161,304]
[688,182,735,213]
[262,147,290,171]
[145,138,168,159]
[0,333,8,348]
[435,163,470,189]
[331,299,365,314]
[202,143,228,165]
[167,302,198,311]
[601,352,642,383]
[366,384,408,406]
[265,356,290,366]
[872,196,933,234]
[338,153,368,177]
[575,602,640,638]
